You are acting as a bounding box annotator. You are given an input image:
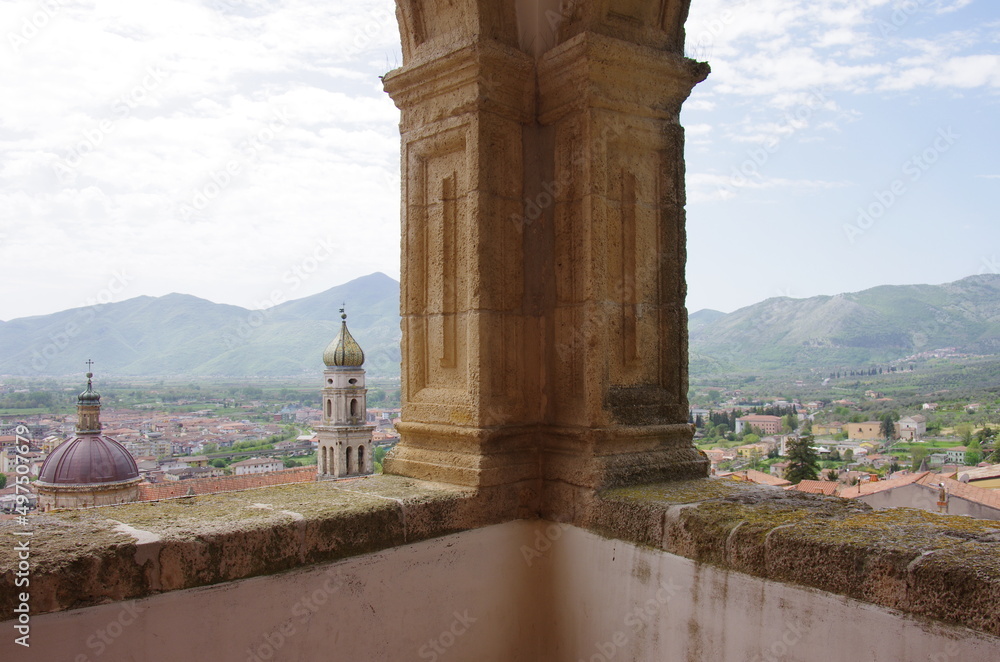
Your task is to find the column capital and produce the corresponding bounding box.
[538,31,709,125]
[384,41,535,130]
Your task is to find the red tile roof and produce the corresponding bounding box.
[788,480,839,496]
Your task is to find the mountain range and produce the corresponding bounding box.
[0,272,402,379]
[689,274,1000,374]
[2,273,998,378]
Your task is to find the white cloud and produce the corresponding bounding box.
[686,172,846,204]
[881,54,1000,90]
[0,0,403,319]
[933,0,975,15]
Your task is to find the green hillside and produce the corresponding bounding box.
[689,274,1000,372]
[0,273,402,379]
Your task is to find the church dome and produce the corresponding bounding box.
[323,310,365,367]
[37,434,139,485]
[37,367,140,486]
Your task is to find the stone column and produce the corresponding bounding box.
[535,9,710,513]
[382,1,541,503]
[383,0,709,512]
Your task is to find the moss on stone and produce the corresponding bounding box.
[602,478,747,505]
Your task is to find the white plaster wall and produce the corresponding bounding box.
[542,525,1000,661]
[5,521,999,662]
[4,522,545,662]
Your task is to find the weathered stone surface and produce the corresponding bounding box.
[590,479,1000,637]
[0,476,485,616]
[383,0,709,503]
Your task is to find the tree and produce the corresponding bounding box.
[966,439,983,466]
[0,473,6,490]
[783,413,799,433]
[784,434,819,484]
[879,414,895,440]
[843,449,854,463]
[911,446,929,470]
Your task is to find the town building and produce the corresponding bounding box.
[844,471,1000,521]
[812,422,844,436]
[954,463,1000,489]
[734,414,781,435]
[847,421,882,441]
[230,457,283,476]
[896,415,926,440]
[945,446,968,465]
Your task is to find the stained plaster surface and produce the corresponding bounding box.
[588,479,1000,638]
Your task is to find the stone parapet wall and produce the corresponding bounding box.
[3,476,999,645]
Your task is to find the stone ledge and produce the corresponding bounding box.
[0,476,492,617]
[585,479,1000,638]
[8,474,1000,641]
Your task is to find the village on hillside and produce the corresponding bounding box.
[691,392,1000,520]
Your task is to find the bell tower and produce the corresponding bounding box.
[316,308,375,478]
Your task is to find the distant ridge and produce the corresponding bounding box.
[0,273,401,378]
[3,273,997,378]
[689,274,1000,373]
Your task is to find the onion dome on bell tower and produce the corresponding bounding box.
[323,308,365,367]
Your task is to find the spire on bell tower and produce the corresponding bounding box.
[77,359,102,434]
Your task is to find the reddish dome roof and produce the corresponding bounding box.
[38,434,139,485]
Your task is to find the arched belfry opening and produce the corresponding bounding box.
[382,0,709,517]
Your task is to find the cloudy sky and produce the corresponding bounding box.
[1,0,997,321]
